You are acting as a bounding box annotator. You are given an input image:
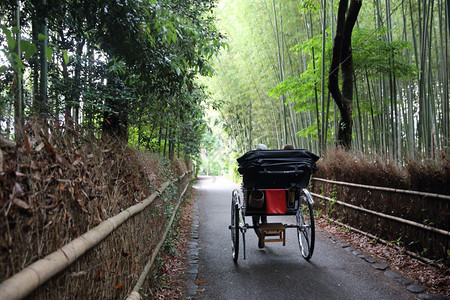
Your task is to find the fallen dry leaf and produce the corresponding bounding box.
[113,283,124,289]
[69,271,87,277]
[35,142,45,152]
[24,134,31,156]
[13,198,30,210]
[94,270,102,282]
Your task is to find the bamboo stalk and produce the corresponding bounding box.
[311,192,450,237]
[0,172,188,300]
[312,177,450,200]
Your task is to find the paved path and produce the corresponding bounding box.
[192,176,419,300]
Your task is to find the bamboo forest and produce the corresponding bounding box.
[1,0,449,164]
[203,0,449,166]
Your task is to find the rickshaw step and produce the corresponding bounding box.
[260,223,286,246]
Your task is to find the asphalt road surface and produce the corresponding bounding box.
[193,176,418,300]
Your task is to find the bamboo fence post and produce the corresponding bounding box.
[0,171,189,300]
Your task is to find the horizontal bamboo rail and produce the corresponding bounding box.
[126,174,191,300]
[312,178,450,201]
[326,218,440,267]
[0,172,188,300]
[311,192,450,237]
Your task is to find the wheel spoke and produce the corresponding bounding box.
[297,189,315,260]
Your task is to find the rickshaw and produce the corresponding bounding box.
[229,149,319,262]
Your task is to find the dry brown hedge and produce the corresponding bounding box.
[315,148,450,195]
[312,147,450,264]
[0,120,190,298]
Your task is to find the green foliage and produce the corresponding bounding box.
[298,0,321,13]
[199,123,226,176]
[420,247,428,256]
[62,50,69,65]
[352,28,418,79]
[328,200,336,215]
[269,76,317,111]
[45,47,53,62]
[272,26,416,116]
[341,223,350,231]
[297,125,318,139]
[0,24,15,50]
[0,0,223,160]
[0,24,36,76]
[20,39,37,60]
[423,219,435,227]
[388,236,404,246]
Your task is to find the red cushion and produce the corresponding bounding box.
[265,189,287,214]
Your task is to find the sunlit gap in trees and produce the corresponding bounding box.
[192,176,238,191]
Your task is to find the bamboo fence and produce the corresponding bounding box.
[126,176,190,300]
[311,193,450,237]
[326,218,440,266]
[311,177,450,262]
[0,172,190,300]
[312,178,450,201]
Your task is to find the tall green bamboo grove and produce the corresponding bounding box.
[0,0,223,159]
[205,0,449,162]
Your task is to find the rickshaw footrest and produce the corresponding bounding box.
[260,223,286,246]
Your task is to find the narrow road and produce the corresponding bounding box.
[193,176,417,300]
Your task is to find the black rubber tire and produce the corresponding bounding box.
[296,190,315,260]
[231,194,240,262]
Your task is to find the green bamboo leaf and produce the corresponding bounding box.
[6,35,16,51]
[0,65,7,73]
[62,49,69,65]
[20,40,37,60]
[6,53,15,67]
[46,47,53,62]
[6,52,24,76]
[14,55,25,69]
[0,25,13,48]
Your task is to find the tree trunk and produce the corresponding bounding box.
[57,26,73,125]
[321,0,327,152]
[36,0,48,117]
[14,0,23,141]
[328,0,362,149]
[102,76,128,142]
[73,38,85,124]
[102,107,128,141]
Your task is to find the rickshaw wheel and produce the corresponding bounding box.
[231,191,240,262]
[296,189,315,260]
